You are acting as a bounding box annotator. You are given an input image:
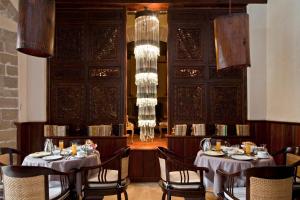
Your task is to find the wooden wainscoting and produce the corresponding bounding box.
[250,120,300,164]
[167,121,300,166]
[15,122,46,160]
[129,149,160,182]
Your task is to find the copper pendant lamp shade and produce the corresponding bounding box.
[17,0,55,58]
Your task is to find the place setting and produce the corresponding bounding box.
[200,138,271,162]
[27,139,98,162]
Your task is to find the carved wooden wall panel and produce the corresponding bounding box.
[88,24,120,63]
[174,84,206,123]
[51,83,85,124]
[209,85,243,123]
[87,83,120,124]
[54,24,84,62]
[48,8,126,134]
[168,7,247,130]
[175,26,206,62]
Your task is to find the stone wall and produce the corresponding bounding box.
[0,0,18,149]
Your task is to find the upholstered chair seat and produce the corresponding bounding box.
[157,147,209,200]
[81,147,130,200]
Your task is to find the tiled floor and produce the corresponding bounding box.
[104,183,217,200]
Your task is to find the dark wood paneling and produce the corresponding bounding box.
[168,8,247,129]
[55,1,267,11]
[250,121,300,164]
[129,149,160,182]
[48,8,126,134]
[15,122,46,160]
[168,122,300,166]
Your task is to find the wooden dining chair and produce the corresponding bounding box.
[217,166,294,200]
[291,160,300,200]
[0,147,24,165]
[272,146,300,165]
[1,165,73,200]
[80,147,130,200]
[0,147,24,200]
[156,146,209,200]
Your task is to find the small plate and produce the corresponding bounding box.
[60,150,71,156]
[204,150,225,157]
[75,154,86,159]
[257,155,270,159]
[231,155,254,161]
[42,155,63,161]
[228,149,245,155]
[29,151,51,158]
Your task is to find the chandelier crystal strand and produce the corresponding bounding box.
[134,11,159,142]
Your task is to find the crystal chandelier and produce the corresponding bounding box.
[134,9,159,141]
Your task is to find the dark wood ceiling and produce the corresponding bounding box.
[56,0,267,10]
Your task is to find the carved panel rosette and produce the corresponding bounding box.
[54,24,84,61]
[89,24,120,62]
[174,66,205,79]
[52,83,85,124]
[175,26,205,63]
[174,85,206,123]
[210,85,243,123]
[88,84,120,124]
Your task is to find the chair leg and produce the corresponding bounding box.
[124,190,129,200]
[117,192,122,200]
[162,192,166,200]
[167,192,171,200]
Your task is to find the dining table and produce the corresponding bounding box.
[194,150,276,195]
[22,150,101,196]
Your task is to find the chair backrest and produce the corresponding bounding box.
[118,147,130,180]
[86,147,130,184]
[215,124,227,136]
[245,166,294,200]
[286,152,300,178]
[236,124,250,136]
[2,166,70,200]
[272,146,300,171]
[174,124,187,136]
[0,148,22,165]
[156,146,208,185]
[88,125,112,136]
[157,147,168,181]
[192,124,206,136]
[1,166,54,200]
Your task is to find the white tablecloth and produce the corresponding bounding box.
[22,151,100,195]
[194,151,276,195]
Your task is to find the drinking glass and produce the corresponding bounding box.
[216,141,221,151]
[71,143,77,156]
[59,140,64,150]
[245,144,251,155]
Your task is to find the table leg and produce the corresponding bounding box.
[131,129,134,143]
[159,127,162,138]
